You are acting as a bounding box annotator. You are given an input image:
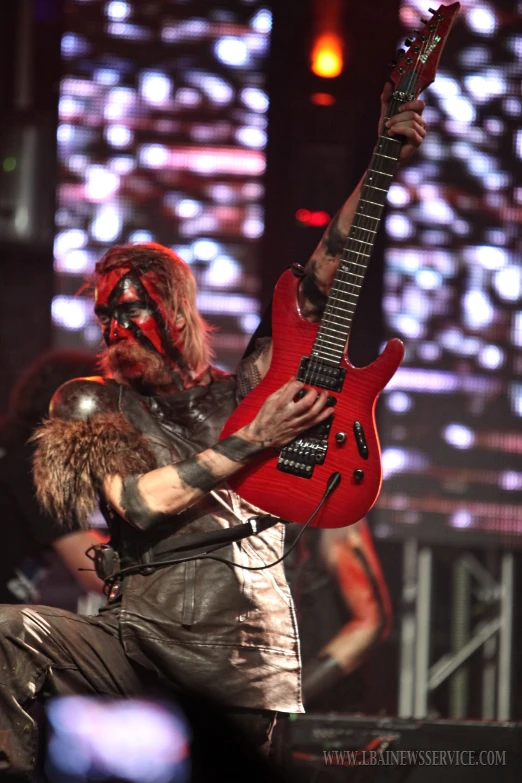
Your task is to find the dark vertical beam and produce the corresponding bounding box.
[0,0,62,410]
[263,0,401,366]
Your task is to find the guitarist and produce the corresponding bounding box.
[0,88,425,778]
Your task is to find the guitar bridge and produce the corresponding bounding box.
[277,418,333,479]
[297,356,346,392]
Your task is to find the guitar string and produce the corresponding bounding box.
[315,17,437,365]
[306,18,439,383]
[318,33,433,362]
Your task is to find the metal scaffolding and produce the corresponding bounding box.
[398,540,514,720]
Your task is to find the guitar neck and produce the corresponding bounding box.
[308,1,461,366]
[312,104,404,366]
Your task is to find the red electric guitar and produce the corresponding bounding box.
[221,3,460,529]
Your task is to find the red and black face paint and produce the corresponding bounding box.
[95,268,189,372]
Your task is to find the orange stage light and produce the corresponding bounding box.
[311,33,344,78]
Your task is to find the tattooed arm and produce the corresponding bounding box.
[299,87,427,321]
[103,378,332,529]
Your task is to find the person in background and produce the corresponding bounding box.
[287,518,392,711]
[0,350,106,604]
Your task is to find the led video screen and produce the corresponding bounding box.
[374,0,522,545]
[53,0,271,370]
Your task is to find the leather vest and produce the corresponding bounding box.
[101,375,303,713]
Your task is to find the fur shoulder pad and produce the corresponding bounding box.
[32,409,158,530]
[50,376,119,421]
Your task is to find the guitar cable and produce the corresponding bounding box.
[201,470,342,573]
[102,471,342,586]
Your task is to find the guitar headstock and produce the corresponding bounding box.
[389,3,460,100]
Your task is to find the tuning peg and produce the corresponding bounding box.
[397,48,405,57]
[428,7,436,12]
[412,28,420,34]
[389,59,397,67]
[405,38,414,46]
[420,18,428,24]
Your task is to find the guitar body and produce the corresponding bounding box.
[221,269,404,528]
[220,4,460,527]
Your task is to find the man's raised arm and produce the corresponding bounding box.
[299,85,427,321]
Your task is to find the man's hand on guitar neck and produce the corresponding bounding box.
[299,86,426,321]
[380,82,426,164]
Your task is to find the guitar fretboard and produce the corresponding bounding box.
[311,116,403,365]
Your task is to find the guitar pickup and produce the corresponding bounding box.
[353,421,368,459]
[297,356,346,392]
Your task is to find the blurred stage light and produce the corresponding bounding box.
[251,8,272,33]
[56,0,271,374]
[108,22,150,41]
[235,126,267,149]
[105,124,133,147]
[139,144,170,169]
[444,424,475,450]
[106,1,131,21]
[214,37,250,67]
[386,213,413,240]
[386,392,413,414]
[91,204,123,242]
[478,344,504,370]
[451,510,473,529]
[310,92,336,106]
[85,166,120,201]
[493,265,522,302]
[203,255,241,287]
[466,5,497,36]
[140,72,172,105]
[192,239,220,261]
[52,297,90,330]
[128,230,153,243]
[311,34,343,78]
[176,88,201,107]
[240,87,269,113]
[175,199,202,219]
[295,209,331,227]
[242,214,264,238]
[241,313,261,334]
[46,696,189,783]
[61,33,89,57]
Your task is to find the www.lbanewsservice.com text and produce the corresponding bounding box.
[323,750,507,767]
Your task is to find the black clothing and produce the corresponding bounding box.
[0,373,301,775]
[0,603,279,779]
[0,433,62,604]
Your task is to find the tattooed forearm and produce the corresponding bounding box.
[117,435,266,527]
[120,474,171,530]
[213,435,265,463]
[175,436,263,493]
[176,457,219,494]
[322,211,346,258]
[301,264,328,318]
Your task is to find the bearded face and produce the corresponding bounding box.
[95,268,187,390]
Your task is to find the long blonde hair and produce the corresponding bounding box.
[95,243,214,370]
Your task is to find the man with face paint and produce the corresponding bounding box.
[0,88,426,778]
